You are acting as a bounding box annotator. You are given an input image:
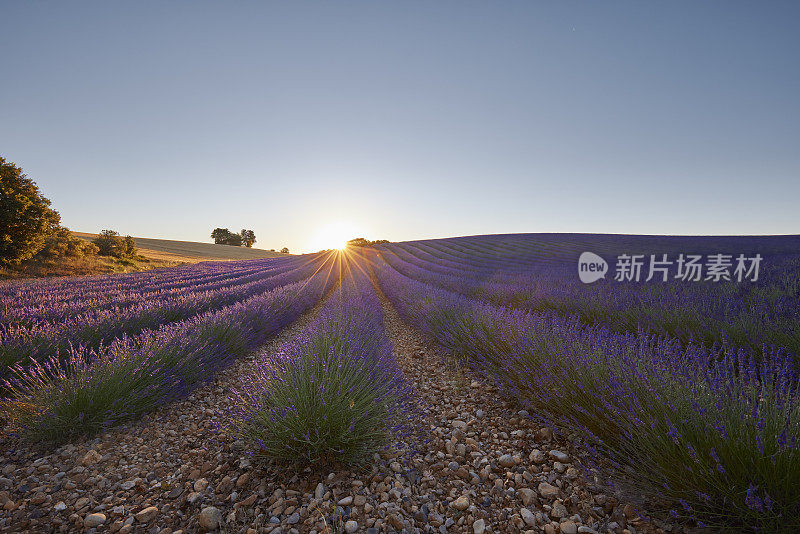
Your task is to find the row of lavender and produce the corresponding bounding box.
[0,254,290,302]
[371,250,799,531]
[1,253,340,444]
[0,255,328,377]
[226,252,415,466]
[0,256,307,328]
[378,234,800,359]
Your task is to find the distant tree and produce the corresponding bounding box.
[346,237,390,248]
[122,235,137,256]
[211,227,232,244]
[212,227,247,246]
[281,247,289,254]
[81,240,100,256]
[93,230,124,257]
[346,237,370,248]
[240,229,256,248]
[268,248,275,252]
[39,227,98,258]
[0,157,62,264]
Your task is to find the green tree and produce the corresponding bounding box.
[240,229,256,248]
[281,247,289,254]
[0,157,62,264]
[211,227,231,244]
[122,235,137,256]
[211,227,243,246]
[346,237,371,248]
[93,230,124,257]
[346,237,390,248]
[39,227,97,258]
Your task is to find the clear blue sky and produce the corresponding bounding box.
[2,2,798,252]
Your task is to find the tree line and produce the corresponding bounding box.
[346,237,390,248]
[210,228,289,253]
[211,228,256,247]
[92,230,137,258]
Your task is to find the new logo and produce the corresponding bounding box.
[578,252,608,284]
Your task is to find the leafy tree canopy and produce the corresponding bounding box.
[240,229,256,248]
[1,157,63,264]
[346,237,390,248]
[212,227,254,247]
[93,230,137,258]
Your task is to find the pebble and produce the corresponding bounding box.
[520,507,536,527]
[198,506,222,531]
[529,449,546,464]
[451,495,470,511]
[549,450,569,463]
[84,513,107,527]
[136,505,159,523]
[560,520,578,534]
[518,488,536,505]
[498,454,515,468]
[538,482,560,499]
[551,501,568,519]
[344,520,358,533]
[473,518,486,534]
[538,427,554,441]
[81,450,102,466]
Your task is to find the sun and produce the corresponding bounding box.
[308,221,363,252]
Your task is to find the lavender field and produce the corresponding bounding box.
[373,233,800,531]
[0,234,798,533]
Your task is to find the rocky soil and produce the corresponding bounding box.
[0,287,662,534]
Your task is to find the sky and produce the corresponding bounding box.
[2,1,798,253]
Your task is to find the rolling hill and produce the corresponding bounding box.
[72,232,285,262]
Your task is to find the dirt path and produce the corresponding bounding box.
[1,282,650,534]
[369,285,646,534]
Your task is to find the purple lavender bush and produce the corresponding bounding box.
[227,254,416,468]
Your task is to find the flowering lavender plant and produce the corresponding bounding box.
[227,254,416,468]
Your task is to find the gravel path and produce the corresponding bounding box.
[0,282,656,534]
